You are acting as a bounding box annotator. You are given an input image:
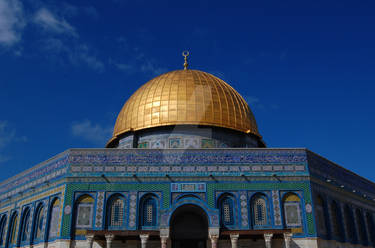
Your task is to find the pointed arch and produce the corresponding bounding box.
[47,198,61,240]
[19,207,31,244]
[139,194,158,229]
[282,193,302,228]
[32,203,45,243]
[343,204,356,242]
[330,200,344,241]
[250,193,269,228]
[5,212,18,248]
[217,193,235,228]
[365,212,375,245]
[0,215,7,246]
[106,194,126,229]
[73,194,95,237]
[355,208,367,245]
[314,195,327,235]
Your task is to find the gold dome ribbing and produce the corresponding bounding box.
[110,69,261,143]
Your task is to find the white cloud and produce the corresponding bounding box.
[244,96,265,110]
[244,96,279,111]
[71,120,112,145]
[33,8,77,37]
[41,38,104,72]
[0,0,25,46]
[0,121,15,149]
[141,60,166,75]
[0,121,26,163]
[115,63,133,72]
[70,44,104,72]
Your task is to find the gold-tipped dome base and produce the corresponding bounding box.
[108,69,261,146]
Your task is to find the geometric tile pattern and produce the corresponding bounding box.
[239,191,249,228]
[272,190,282,226]
[95,192,105,228]
[128,192,137,230]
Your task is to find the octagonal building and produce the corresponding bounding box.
[0,61,374,248]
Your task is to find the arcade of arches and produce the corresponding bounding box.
[85,204,292,248]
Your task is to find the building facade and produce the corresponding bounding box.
[0,66,374,248]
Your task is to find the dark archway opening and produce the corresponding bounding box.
[170,204,208,248]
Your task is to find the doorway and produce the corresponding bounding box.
[170,204,209,248]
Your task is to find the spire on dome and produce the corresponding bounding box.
[182,51,189,70]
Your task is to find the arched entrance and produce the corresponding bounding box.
[170,204,208,248]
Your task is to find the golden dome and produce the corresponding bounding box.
[108,69,261,145]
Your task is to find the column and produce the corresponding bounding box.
[263,233,273,248]
[160,227,169,248]
[230,234,239,248]
[105,234,115,248]
[209,234,219,248]
[160,236,168,248]
[140,234,149,248]
[86,234,95,248]
[283,233,292,248]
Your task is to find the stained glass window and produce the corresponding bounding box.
[76,195,94,229]
[0,216,6,246]
[283,194,302,227]
[253,196,267,226]
[20,209,30,242]
[141,197,156,227]
[355,209,367,244]
[330,201,344,239]
[344,205,356,241]
[48,199,60,239]
[366,212,375,244]
[220,197,234,226]
[109,197,125,227]
[315,196,326,234]
[8,214,18,245]
[34,205,45,240]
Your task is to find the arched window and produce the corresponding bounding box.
[251,194,268,227]
[365,212,375,244]
[219,196,235,227]
[314,195,327,235]
[330,201,344,241]
[20,208,31,243]
[0,215,7,246]
[343,205,356,242]
[106,195,126,229]
[74,195,94,232]
[6,212,18,248]
[48,198,60,240]
[282,193,302,230]
[33,204,45,242]
[355,209,367,245]
[139,195,157,228]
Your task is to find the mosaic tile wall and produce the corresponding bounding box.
[58,180,315,239]
[116,126,259,149]
[1,147,375,244]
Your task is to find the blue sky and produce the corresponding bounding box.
[0,0,375,182]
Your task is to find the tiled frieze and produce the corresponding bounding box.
[17,185,66,207]
[68,149,307,166]
[307,151,375,199]
[70,164,306,176]
[0,154,69,198]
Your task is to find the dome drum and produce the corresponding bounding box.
[107,125,264,149]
